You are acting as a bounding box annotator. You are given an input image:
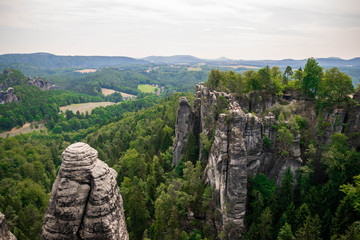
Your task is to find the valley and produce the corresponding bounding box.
[2,0,359,238]
[0,55,359,240]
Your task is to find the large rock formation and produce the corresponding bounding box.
[173,83,303,239]
[0,212,16,240]
[41,142,128,240]
[27,77,58,90]
[0,87,19,104]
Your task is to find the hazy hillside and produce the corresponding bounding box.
[0,52,147,69]
[142,55,204,64]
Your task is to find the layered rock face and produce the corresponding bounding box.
[0,87,19,104]
[27,77,58,90]
[0,212,16,240]
[41,142,128,240]
[173,83,303,239]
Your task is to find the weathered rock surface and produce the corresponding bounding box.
[0,212,16,240]
[205,114,248,239]
[173,97,193,165]
[173,97,201,165]
[0,87,18,104]
[27,77,58,90]
[41,142,128,240]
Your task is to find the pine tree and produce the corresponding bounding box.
[258,207,273,240]
[278,223,295,240]
[279,168,294,212]
[295,215,322,240]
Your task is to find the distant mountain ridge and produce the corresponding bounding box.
[0,52,359,69]
[141,55,360,67]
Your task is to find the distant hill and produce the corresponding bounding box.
[0,53,147,69]
[141,55,360,68]
[142,55,204,64]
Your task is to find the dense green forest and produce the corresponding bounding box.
[0,63,211,96]
[0,69,111,132]
[44,66,210,96]
[0,58,359,240]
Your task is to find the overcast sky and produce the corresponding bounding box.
[0,0,359,59]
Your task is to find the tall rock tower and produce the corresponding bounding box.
[41,142,129,240]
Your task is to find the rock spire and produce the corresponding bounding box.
[41,142,128,240]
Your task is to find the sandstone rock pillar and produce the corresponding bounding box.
[41,142,128,240]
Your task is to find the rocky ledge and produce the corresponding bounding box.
[0,87,18,104]
[41,142,128,240]
[27,77,58,91]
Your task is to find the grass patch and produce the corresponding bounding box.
[138,84,156,93]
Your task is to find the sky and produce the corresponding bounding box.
[0,0,360,60]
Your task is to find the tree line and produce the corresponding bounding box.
[206,57,355,110]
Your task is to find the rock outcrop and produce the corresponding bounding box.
[0,212,16,240]
[27,77,58,90]
[0,87,19,104]
[173,83,303,239]
[41,142,128,240]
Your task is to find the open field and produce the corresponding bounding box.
[101,88,118,96]
[75,69,97,73]
[0,122,46,138]
[101,88,136,98]
[59,102,118,114]
[138,84,156,93]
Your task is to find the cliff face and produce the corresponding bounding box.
[41,142,128,240]
[173,83,303,239]
[0,87,19,104]
[27,77,58,91]
[0,213,16,240]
